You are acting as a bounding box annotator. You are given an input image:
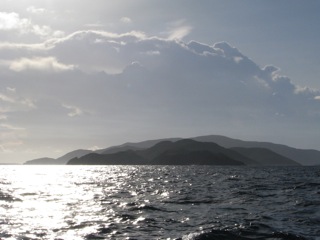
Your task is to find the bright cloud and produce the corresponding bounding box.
[0,12,30,31]
[0,93,15,103]
[0,11,64,39]
[88,146,102,151]
[0,42,48,52]
[166,19,192,40]
[167,25,192,40]
[32,24,52,37]
[9,57,75,72]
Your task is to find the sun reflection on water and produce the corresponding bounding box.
[1,166,124,239]
[1,165,177,239]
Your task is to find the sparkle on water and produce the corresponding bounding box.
[0,165,319,239]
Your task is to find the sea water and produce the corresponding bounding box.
[0,165,319,239]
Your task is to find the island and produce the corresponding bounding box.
[24,134,320,166]
[67,139,300,166]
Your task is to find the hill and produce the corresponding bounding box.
[231,147,300,166]
[68,139,248,165]
[24,134,319,165]
[67,139,299,166]
[24,149,93,165]
[137,139,254,165]
[23,157,56,165]
[68,150,146,165]
[96,137,181,154]
[193,135,320,165]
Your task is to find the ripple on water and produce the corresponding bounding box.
[0,165,319,239]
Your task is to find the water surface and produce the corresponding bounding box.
[0,166,319,239]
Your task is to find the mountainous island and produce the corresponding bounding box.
[24,135,320,166]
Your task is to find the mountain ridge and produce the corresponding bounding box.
[67,139,300,166]
[193,135,320,165]
[24,149,93,165]
[24,134,320,165]
[68,139,250,165]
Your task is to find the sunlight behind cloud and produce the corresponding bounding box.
[168,25,192,40]
[166,19,193,40]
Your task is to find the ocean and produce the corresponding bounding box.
[0,165,319,240]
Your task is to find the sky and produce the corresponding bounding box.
[1,0,320,163]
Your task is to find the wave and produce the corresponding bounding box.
[0,191,22,202]
[181,227,308,240]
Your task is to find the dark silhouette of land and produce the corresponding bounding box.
[68,139,246,165]
[25,149,92,165]
[193,135,320,166]
[24,134,320,165]
[67,139,300,166]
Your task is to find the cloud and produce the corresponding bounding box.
[167,25,192,40]
[47,30,147,73]
[0,42,48,51]
[0,87,36,119]
[84,23,105,28]
[0,12,30,31]
[0,140,24,153]
[62,104,84,117]
[45,32,319,123]
[166,19,192,40]
[3,31,319,122]
[1,30,320,163]
[0,123,26,154]
[32,25,65,38]
[9,57,75,72]
[120,17,132,24]
[6,87,16,92]
[0,11,64,40]
[0,93,15,103]
[88,146,102,151]
[0,123,25,131]
[26,6,46,14]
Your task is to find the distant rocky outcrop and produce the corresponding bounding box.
[67,139,300,166]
